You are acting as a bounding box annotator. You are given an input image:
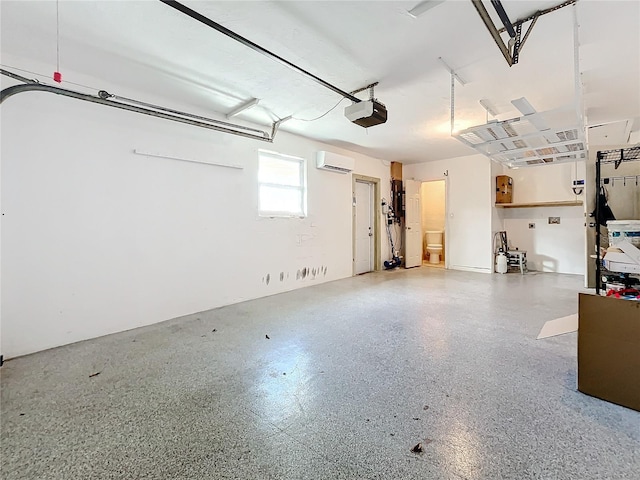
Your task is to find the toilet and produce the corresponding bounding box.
[425,231,443,264]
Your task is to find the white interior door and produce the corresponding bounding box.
[354,180,374,274]
[404,179,422,268]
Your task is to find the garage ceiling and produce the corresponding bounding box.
[1,0,638,164]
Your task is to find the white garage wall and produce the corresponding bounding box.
[500,206,585,274]
[404,154,493,273]
[508,162,585,204]
[0,64,390,358]
[499,162,586,274]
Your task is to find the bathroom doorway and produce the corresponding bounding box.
[421,180,446,268]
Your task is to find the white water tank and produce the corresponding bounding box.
[496,253,508,274]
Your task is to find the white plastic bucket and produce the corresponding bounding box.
[496,253,508,274]
[607,220,640,247]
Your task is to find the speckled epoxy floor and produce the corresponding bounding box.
[2,268,639,479]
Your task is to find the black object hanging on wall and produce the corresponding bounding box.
[391,180,403,221]
[591,186,616,227]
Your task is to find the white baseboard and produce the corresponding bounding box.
[450,265,492,274]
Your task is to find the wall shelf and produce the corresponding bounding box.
[495,200,583,208]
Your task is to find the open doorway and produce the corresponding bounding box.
[421,180,446,268]
[353,175,381,275]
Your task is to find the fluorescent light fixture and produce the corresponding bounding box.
[407,0,446,18]
[438,56,467,85]
[226,98,260,118]
[526,113,550,132]
[479,99,498,117]
[511,97,549,130]
[511,97,536,116]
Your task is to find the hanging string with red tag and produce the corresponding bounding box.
[53,0,62,82]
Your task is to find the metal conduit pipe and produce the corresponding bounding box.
[1,68,34,84]
[105,93,268,135]
[0,69,275,142]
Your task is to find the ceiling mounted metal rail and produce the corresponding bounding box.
[490,0,517,38]
[471,0,514,66]
[471,0,576,67]
[158,0,361,103]
[496,0,577,34]
[0,69,288,142]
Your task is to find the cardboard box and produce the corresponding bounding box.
[578,293,640,411]
[390,161,402,180]
[496,175,513,204]
[603,243,640,273]
[617,240,640,265]
[603,251,635,263]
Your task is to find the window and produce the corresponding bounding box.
[258,150,306,217]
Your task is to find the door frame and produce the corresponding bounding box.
[404,179,423,268]
[352,175,381,275]
[419,176,450,270]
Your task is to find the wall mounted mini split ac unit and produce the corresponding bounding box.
[316,151,355,174]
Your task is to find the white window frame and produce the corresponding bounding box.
[258,150,307,218]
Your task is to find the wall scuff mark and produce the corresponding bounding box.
[267,265,328,285]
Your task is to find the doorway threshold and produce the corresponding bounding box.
[423,261,445,269]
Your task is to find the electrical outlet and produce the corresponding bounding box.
[549,217,560,224]
[529,223,535,229]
